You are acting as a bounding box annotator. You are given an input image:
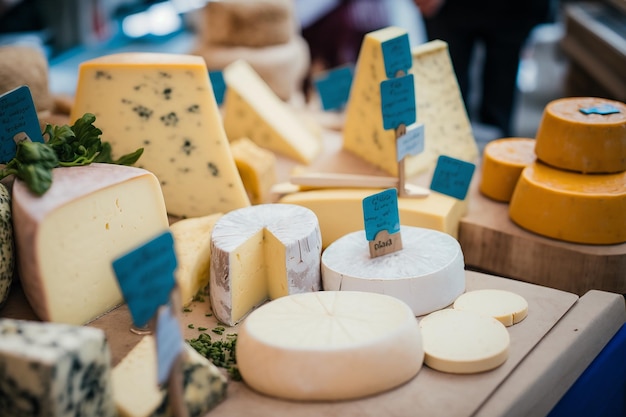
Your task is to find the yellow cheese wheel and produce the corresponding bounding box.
[534,97,626,173]
[479,138,536,202]
[509,161,626,244]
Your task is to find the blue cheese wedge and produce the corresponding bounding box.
[0,183,13,307]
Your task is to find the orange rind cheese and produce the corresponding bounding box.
[534,97,626,173]
[509,161,626,245]
[479,138,536,202]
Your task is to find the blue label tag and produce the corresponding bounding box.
[112,231,177,328]
[381,33,412,78]
[156,304,184,385]
[579,104,620,115]
[314,65,354,111]
[0,85,45,163]
[380,74,416,130]
[430,155,475,200]
[397,123,425,161]
[209,71,226,105]
[362,188,401,241]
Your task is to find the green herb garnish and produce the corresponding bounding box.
[187,332,240,381]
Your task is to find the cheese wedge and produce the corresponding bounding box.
[479,138,536,202]
[230,137,277,204]
[12,164,170,324]
[279,188,468,248]
[509,161,626,244]
[70,52,249,218]
[209,204,322,326]
[236,291,424,401]
[322,226,465,316]
[534,97,626,173]
[0,183,13,307]
[222,59,321,164]
[453,289,528,326]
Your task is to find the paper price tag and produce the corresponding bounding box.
[362,188,401,240]
[209,71,226,105]
[380,74,416,130]
[396,123,425,161]
[156,304,185,385]
[0,85,45,163]
[313,65,353,111]
[579,104,620,115]
[381,33,412,78]
[430,155,475,200]
[112,231,177,328]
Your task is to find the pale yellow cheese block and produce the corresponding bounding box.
[230,137,277,205]
[453,289,529,326]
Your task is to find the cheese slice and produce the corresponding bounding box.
[322,226,465,316]
[419,309,510,374]
[112,336,227,417]
[479,138,536,202]
[230,137,277,204]
[0,318,116,417]
[279,188,468,248]
[12,164,170,324]
[209,203,322,326]
[453,289,528,326]
[236,291,424,401]
[222,59,321,164]
[170,213,223,307]
[343,33,477,177]
[0,183,13,307]
[509,161,626,244]
[70,52,250,218]
[534,97,626,173]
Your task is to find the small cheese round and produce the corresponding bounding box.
[453,289,528,326]
[236,291,424,401]
[321,226,465,316]
[419,309,510,374]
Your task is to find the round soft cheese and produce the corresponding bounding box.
[236,291,424,401]
[453,289,528,326]
[321,226,465,316]
[534,97,626,173]
[419,309,510,374]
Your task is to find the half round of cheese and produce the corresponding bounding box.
[479,138,536,202]
[236,291,424,401]
[534,97,626,173]
[209,204,322,326]
[509,161,626,244]
[321,226,465,316]
[453,289,528,326]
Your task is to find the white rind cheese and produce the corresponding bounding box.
[322,226,465,316]
[453,289,529,326]
[0,318,116,417]
[12,163,170,324]
[210,203,322,326]
[0,183,13,308]
[236,291,424,401]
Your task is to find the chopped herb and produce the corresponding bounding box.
[212,326,225,335]
[198,327,208,331]
[192,292,205,302]
[205,313,213,317]
[187,332,241,381]
[183,308,192,313]
[187,324,195,329]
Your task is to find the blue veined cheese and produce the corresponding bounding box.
[0,183,13,308]
[0,318,116,417]
[69,52,250,218]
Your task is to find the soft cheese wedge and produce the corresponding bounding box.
[209,204,322,326]
[236,291,424,401]
[12,164,169,324]
[222,59,321,164]
[230,137,277,204]
[70,52,249,218]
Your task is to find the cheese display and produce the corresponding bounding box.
[230,137,277,204]
[191,0,308,100]
[419,309,510,374]
[236,291,424,401]
[322,226,465,316]
[479,138,536,202]
[0,318,116,416]
[210,204,322,326]
[280,188,468,248]
[69,52,250,218]
[534,97,626,173]
[170,213,223,307]
[509,161,626,244]
[0,183,13,308]
[343,32,478,177]
[112,336,227,417]
[12,163,170,324]
[453,289,528,326]
[222,59,321,164]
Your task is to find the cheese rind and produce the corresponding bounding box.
[322,226,465,316]
[453,289,528,326]
[210,204,322,326]
[70,52,250,218]
[0,183,14,308]
[230,137,277,204]
[236,291,424,401]
[12,163,170,324]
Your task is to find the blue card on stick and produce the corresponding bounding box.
[314,65,353,111]
[362,188,401,241]
[0,85,45,163]
[430,155,475,200]
[381,33,412,78]
[209,71,226,105]
[396,123,425,161]
[380,74,416,130]
[156,304,185,385]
